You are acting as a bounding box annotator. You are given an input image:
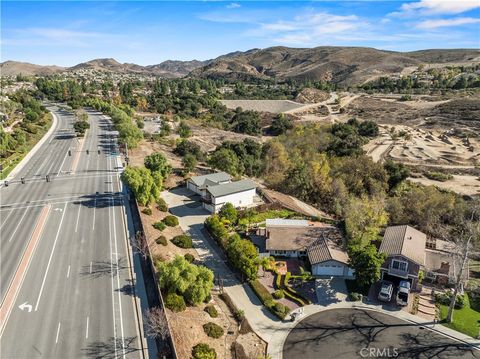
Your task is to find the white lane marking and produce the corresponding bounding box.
[7,207,30,242]
[108,172,118,358]
[34,202,68,311]
[55,322,61,344]
[0,209,15,230]
[67,265,71,278]
[56,150,69,177]
[85,316,89,339]
[75,205,81,233]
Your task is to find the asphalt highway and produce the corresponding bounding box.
[0,106,144,358]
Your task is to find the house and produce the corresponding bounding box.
[186,172,231,196]
[202,179,256,213]
[379,225,427,288]
[259,219,354,278]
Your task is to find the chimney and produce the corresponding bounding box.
[439,262,450,274]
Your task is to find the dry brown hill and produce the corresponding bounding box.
[190,46,480,85]
[0,61,65,76]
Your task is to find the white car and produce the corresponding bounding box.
[378,281,394,302]
[396,280,411,306]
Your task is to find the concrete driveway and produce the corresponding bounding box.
[315,277,348,305]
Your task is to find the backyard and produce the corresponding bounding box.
[438,294,480,338]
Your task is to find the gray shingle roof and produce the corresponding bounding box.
[307,229,349,265]
[207,179,256,198]
[188,172,231,187]
[379,225,426,265]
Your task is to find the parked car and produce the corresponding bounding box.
[396,280,411,306]
[378,281,394,302]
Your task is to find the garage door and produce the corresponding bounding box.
[314,264,345,276]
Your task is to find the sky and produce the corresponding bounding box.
[1,0,479,66]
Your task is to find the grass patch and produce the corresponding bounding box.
[438,294,480,338]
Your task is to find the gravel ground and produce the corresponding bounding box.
[220,100,307,113]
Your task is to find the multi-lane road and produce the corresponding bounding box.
[0,106,146,358]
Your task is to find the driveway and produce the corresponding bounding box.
[283,308,480,359]
[315,277,348,305]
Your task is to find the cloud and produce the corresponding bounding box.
[226,3,241,9]
[416,17,480,28]
[394,0,480,16]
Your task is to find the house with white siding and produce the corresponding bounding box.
[186,172,257,213]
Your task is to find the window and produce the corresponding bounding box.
[391,260,408,271]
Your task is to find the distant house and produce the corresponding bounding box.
[259,219,354,278]
[186,172,256,213]
[379,225,427,288]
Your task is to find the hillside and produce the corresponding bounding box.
[0,60,65,76]
[190,46,480,85]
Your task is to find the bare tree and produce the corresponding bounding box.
[445,201,480,323]
[143,307,169,340]
[131,231,149,261]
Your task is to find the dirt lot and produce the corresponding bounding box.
[220,99,306,113]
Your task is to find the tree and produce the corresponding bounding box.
[384,160,410,190]
[348,244,386,290]
[177,121,192,138]
[157,256,214,305]
[207,148,240,176]
[262,140,290,187]
[182,153,197,174]
[269,113,293,135]
[121,166,162,206]
[218,203,238,225]
[231,110,261,136]
[226,234,259,281]
[143,307,169,340]
[73,121,90,136]
[117,121,143,149]
[144,152,172,177]
[344,195,389,247]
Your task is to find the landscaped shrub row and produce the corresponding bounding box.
[171,234,193,248]
[283,272,311,305]
[203,322,224,338]
[153,221,166,231]
[162,215,179,227]
[249,279,290,320]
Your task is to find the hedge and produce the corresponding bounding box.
[249,279,274,303]
[249,280,290,320]
[184,253,195,263]
[283,272,311,305]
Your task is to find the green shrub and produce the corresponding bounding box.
[348,292,362,301]
[272,302,290,319]
[204,305,218,318]
[156,236,167,246]
[436,292,465,309]
[165,292,186,312]
[153,221,166,231]
[249,280,274,303]
[157,197,168,212]
[192,343,216,359]
[424,171,453,182]
[163,215,179,227]
[184,253,195,263]
[141,207,152,215]
[171,234,193,248]
[203,322,224,338]
[273,289,284,299]
[275,273,282,289]
[234,309,245,321]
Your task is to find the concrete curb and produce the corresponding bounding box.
[4,108,58,182]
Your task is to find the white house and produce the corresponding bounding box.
[202,179,256,213]
[260,219,354,278]
[186,172,231,196]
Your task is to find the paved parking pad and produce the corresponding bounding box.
[283,308,479,359]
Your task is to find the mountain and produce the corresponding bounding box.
[1,58,208,78]
[0,60,65,76]
[190,46,480,85]
[2,46,478,82]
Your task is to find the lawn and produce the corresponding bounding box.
[439,294,480,338]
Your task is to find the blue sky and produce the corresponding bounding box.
[2,1,479,66]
